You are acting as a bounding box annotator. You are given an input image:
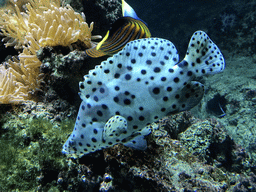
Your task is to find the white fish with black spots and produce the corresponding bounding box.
[62,31,225,158]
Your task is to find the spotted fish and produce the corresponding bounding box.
[85,0,151,58]
[62,31,225,158]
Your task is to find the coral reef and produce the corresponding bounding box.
[37,48,106,106]
[196,55,256,169]
[55,112,255,191]
[0,116,74,191]
[1,101,255,191]
[0,0,100,104]
[82,0,122,36]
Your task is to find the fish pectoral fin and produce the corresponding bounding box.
[103,115,151,150]
[103,115,128,140]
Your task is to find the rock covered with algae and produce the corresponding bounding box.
[0,107,256,191]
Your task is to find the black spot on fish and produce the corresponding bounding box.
[141,69,146,75]
[100,88,105,93]
[114,73,120,78]
[154,67,161,73]
[115,86,120,91]
[102,104,108,109]
[131,59,136,64]
[161,77,166,81]
[97,110,103,116]
[152,87,160,94]
[146,60,152,65]
[127,116,133,121]
[139,116,145,121]
[169,68,174,73]
[124,99,131,105]
[125,74,131,80]
[167,87,172,92]
[104,69,110,74]
[174,77,179,83]
[114,97,119,103]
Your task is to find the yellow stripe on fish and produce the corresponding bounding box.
[85,0,151,58]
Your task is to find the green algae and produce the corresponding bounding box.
[0,116,75,191]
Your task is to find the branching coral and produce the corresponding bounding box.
[0,0,101,104]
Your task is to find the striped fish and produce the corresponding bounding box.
[86,0,151,58]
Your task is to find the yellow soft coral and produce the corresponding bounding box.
[0,5,30,48]
[10,48,43,90]
[0,0,100,104]
[0,65,28,103]
[0,0,101,48]
[26,2,100,48]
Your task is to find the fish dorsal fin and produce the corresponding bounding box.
[123,125,151,150]
[122,0,140,19]
[122,0,148,25]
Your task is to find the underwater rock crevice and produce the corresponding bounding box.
[206,93,228,117]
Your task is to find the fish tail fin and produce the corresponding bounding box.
[182,31,225,77]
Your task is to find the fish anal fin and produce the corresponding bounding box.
[123,126,151,150]
[96,31,109,50]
